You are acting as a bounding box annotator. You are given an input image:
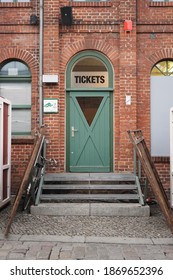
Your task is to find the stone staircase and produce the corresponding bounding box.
[30,173,151,216]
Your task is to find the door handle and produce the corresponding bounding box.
[71,126,78,137]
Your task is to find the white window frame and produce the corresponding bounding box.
[0,0,30,3]
[150,60,173,156]
[0,61,32,136]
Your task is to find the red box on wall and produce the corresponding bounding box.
[124,20,132,31]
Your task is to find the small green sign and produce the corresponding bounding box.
[43,99,58,113]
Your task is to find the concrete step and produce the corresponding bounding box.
[31,203,150,217]
[34,173,147,216]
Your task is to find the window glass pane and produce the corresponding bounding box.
[71,57,108,88]
[72,0,108,2]
[151,60,173,76]
[151,77,173,156]
[0,60,31,135]
[73,57,107,72]
[152,0,173,2]
[0,83,31,105]
[0,61,31,76]
[76,97,103,126]
[12,110,31,133]
[0,1,30,2]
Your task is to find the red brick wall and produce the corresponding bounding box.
[1,0,173,192]
[11,140,34,194]
[0,1,39,192]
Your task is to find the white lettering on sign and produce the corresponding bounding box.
[71,72,108,88]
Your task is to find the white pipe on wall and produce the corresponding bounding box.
[170,107,173,208]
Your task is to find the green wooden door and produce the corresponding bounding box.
[68,91,112,172]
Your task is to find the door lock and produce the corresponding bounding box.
[71,126,78,137]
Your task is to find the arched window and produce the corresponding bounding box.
[152,0,173,2]
[67,51,113,89]
[71,56,108,88]
[151,60,173,76]
[0,1,30,3]
[150,59,173,156]
[0,60,31,135]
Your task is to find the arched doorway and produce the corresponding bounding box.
[66,51,113,172]
[151,60,173,156]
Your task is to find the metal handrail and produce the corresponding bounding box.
[133,148,141,178]
[133,147,148,204]
[34,138,46,206]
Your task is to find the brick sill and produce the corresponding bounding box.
[12,136,34,145]
[71,1,112,7]
[0,3,31,8]
[149,1,173,7]
[152,156,170,163]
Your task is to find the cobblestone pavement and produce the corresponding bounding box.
[0,203,173,237]
[0,203,173,260]
[0,234,173,260]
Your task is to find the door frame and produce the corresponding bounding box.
[65,51,114,172]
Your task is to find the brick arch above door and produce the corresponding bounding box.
[60,38,119,69]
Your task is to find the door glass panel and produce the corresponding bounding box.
[76,96,103,126]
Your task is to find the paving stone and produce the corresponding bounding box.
[0,250,9,259]
[85,244,98,259]
[109,253,125,260]
[97,245,110,260]
[0,241,4,248]
[49,245,62,260]
[71,245,85,259]
[23,241,44,247]
[59,250,72,260]
[1,242,16,250]
[11,249,28,254]
[164,253,173,259]
[7,252,25,260]
[1,234,21,241]
[151,253,168,260]
[152,238,173,245]
[139,254,155,260]
[106,244,124,259]
[122,252,140,260]
[25,244,42,260]
[0,234,5,240]
[37,246,53,260]
[146,244,163,253]
[133,244,149,252]
[161,245,173,253]
[12,244,29,252]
